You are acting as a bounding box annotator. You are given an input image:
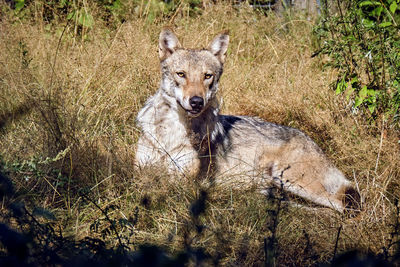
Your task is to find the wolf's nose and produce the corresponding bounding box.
[189,96,204,110]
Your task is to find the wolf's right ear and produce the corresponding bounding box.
[159,28,181,61]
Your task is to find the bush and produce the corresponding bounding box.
[314,0,400,124]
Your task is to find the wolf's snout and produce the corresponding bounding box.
[189,96,204,111]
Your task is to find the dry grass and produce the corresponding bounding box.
[1,2,399,265]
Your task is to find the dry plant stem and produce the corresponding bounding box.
[332,223,343,262]
[375,117,385,174]
[49,14,71,92]
[265,34,278,58]
[336,0,356,75]
[80,193,124,248]
[169,0,183,25]
[265,174,286,266]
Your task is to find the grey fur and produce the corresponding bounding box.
[135,29,360,212]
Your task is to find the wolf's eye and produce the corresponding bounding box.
[204,73,213,80]
[176,72,185,78]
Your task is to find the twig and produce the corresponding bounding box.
[265,34,278,58]
[80,193,124,249]
[264,167,288,266]
[375,116,385,174]
[332,224,343,262]
[49,15,72,92]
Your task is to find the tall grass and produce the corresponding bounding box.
[1,1,399,265]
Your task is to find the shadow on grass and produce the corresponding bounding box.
[0,167,398,266]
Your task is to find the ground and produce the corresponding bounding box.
[0,2,399,265]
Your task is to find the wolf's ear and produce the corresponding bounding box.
[159,28,181,61]
[208,31,229,64]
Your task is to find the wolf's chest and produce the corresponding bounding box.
[136,105,198,171]
[155,113,191,149]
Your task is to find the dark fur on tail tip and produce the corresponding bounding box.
[344,187,361,212]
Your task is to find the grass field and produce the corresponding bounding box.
[1,2,400,265]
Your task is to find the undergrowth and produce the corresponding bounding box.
[1,1,400,266]
[314,0,400,124]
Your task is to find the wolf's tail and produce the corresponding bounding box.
[343,185,362,212]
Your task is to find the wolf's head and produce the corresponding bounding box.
[158,28,229,117]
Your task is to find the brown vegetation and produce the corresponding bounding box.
[1,2,399,265]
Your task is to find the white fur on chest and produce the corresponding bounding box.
[135,91,198,172]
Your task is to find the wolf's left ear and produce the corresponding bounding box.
[159,28,181,61]
[208,31,229,64]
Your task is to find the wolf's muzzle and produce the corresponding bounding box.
[189,96,204,113]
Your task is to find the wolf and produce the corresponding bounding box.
[135,28,360,212]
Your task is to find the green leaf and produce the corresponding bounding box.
[336,77,347,95]
[373,6,383,16]
[354,86,369,107]
[67,11,75,20]
[367,89,376,97]
[362,18,375,27]
[368,103,376,114]
[350,77,359,85]
[379,21,393,28]
[15,0,25,12]
[78,11,94,28]
[355,97,363,108]
[359,1,376,7]
[346,87,354,101]
[359,85,368,99]
[59,0,69,8]
[390,1,398,14]
[393,80,399,89]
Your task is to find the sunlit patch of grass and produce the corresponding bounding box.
[1,2,399,265]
